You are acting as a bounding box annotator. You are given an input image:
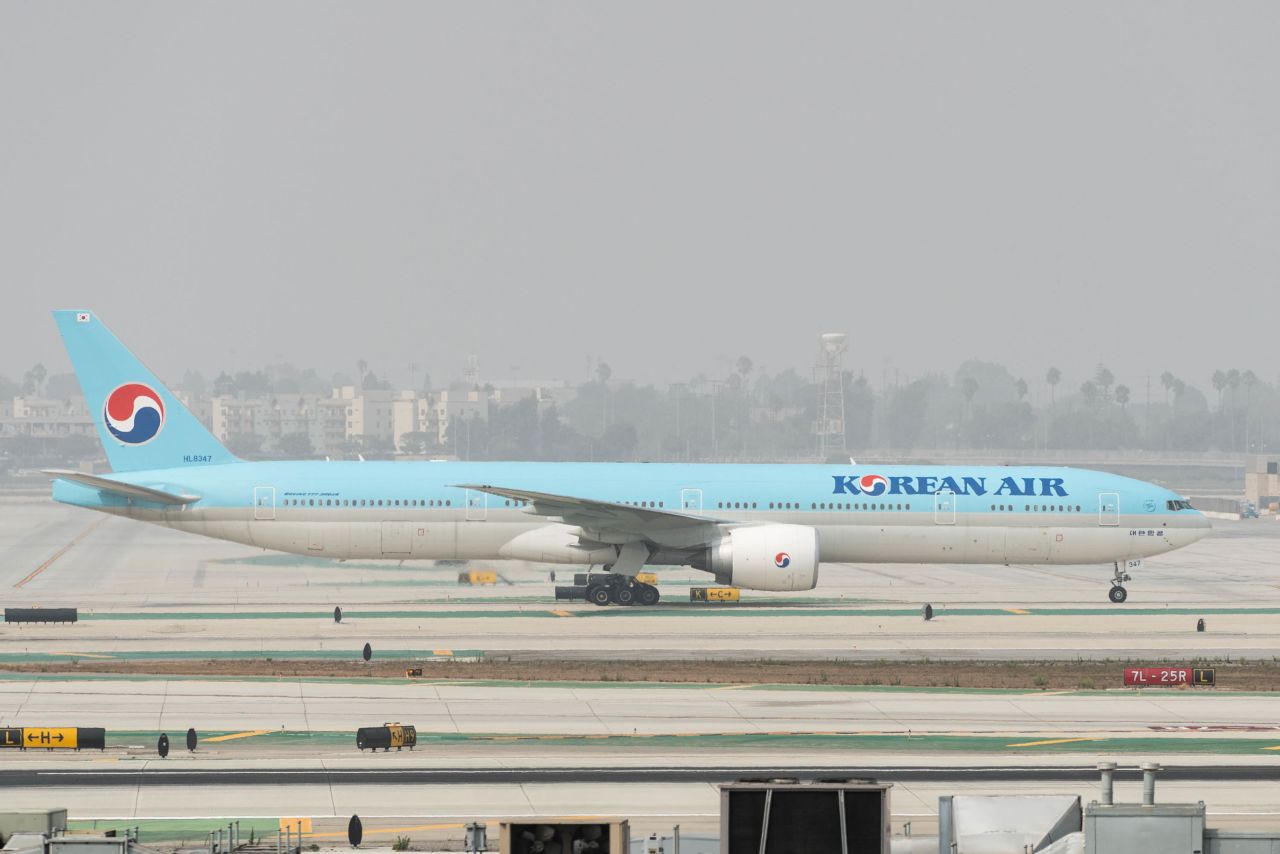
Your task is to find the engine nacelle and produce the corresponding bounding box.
[705,524,819,592]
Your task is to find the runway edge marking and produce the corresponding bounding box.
[14,517,109,589]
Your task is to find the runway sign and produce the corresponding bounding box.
[690,587,740,602]
[1124,667,1215,687]
[23,727,78,749]
[0,727,103,750]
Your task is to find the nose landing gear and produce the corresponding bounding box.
[1108,561,1132,604]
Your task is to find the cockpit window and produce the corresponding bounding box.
[1166,499,1193,511]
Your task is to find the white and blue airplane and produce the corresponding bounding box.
[45,310,1209,606]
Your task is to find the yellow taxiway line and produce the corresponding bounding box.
[204,730,273,743]
[1007,737,1097,747]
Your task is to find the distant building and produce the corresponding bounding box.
[434,389,487,446]
[1245,456,1280,511]
[0,396,95,437]
[209,387,445,455]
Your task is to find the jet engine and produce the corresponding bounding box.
[702,524,819,591]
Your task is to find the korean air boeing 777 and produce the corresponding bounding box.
[45,310,1210,606]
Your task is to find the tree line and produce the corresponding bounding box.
[2,358,1277,466]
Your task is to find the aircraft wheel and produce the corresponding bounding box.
[1108,585,1128,604]
[613,585,637,606]
[637,584,660,607]
[587,585,612,607]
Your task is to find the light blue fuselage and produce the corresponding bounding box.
[53,461,1211,569]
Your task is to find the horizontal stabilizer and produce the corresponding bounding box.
[43,470,200,505]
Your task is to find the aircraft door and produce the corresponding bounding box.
[381,521,412,555]
[253,486,275,521]
[465,489,487,521]
[934,490,956,524]
[680,488,703,513]
[1099,492,1120,526]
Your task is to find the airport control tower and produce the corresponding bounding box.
[815,332,847,460]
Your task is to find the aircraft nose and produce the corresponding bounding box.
[1186,512,1212,542]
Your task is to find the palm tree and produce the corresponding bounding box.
[1094,365,1115,400]
[596,362,612,433]
[1080,380,1100,409]
[1211,370,1227,410]
[1046,367,1061,405]
[1014,378,1028,400]
[1226,369,1241,450]
[1160,371,1175,406]
[1114,385,1131,409]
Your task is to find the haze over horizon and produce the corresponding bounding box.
[2,3,1277,394]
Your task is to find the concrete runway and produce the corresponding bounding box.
[3,677,1280,740]
[3,499,1279,661]
[3,496,1280,841]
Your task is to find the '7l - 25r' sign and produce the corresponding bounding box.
[1124,667,1215,686]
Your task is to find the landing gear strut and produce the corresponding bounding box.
[585,573,661,607]
[1108,562,1131,604]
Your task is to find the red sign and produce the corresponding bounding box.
[1124,667,1215,686]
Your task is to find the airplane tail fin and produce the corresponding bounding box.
[53,310,238,472]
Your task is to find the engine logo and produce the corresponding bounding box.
[774,552,791,568]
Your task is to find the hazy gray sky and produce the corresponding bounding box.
[1,3,1276,393]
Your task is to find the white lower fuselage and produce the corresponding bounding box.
[100,504,1203,567]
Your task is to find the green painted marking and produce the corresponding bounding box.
[69,818,280,843]
[75,605,1280,621]
[0,649,483,663]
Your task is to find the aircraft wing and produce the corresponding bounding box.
[451,483,720,548]
[44,470,200,506]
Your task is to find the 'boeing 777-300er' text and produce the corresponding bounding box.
[45,311,1210,606]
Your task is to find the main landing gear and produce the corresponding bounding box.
[586,573,661,607]
[1108,562,1132,604]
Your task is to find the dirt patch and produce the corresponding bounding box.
[4,657,1277,691]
